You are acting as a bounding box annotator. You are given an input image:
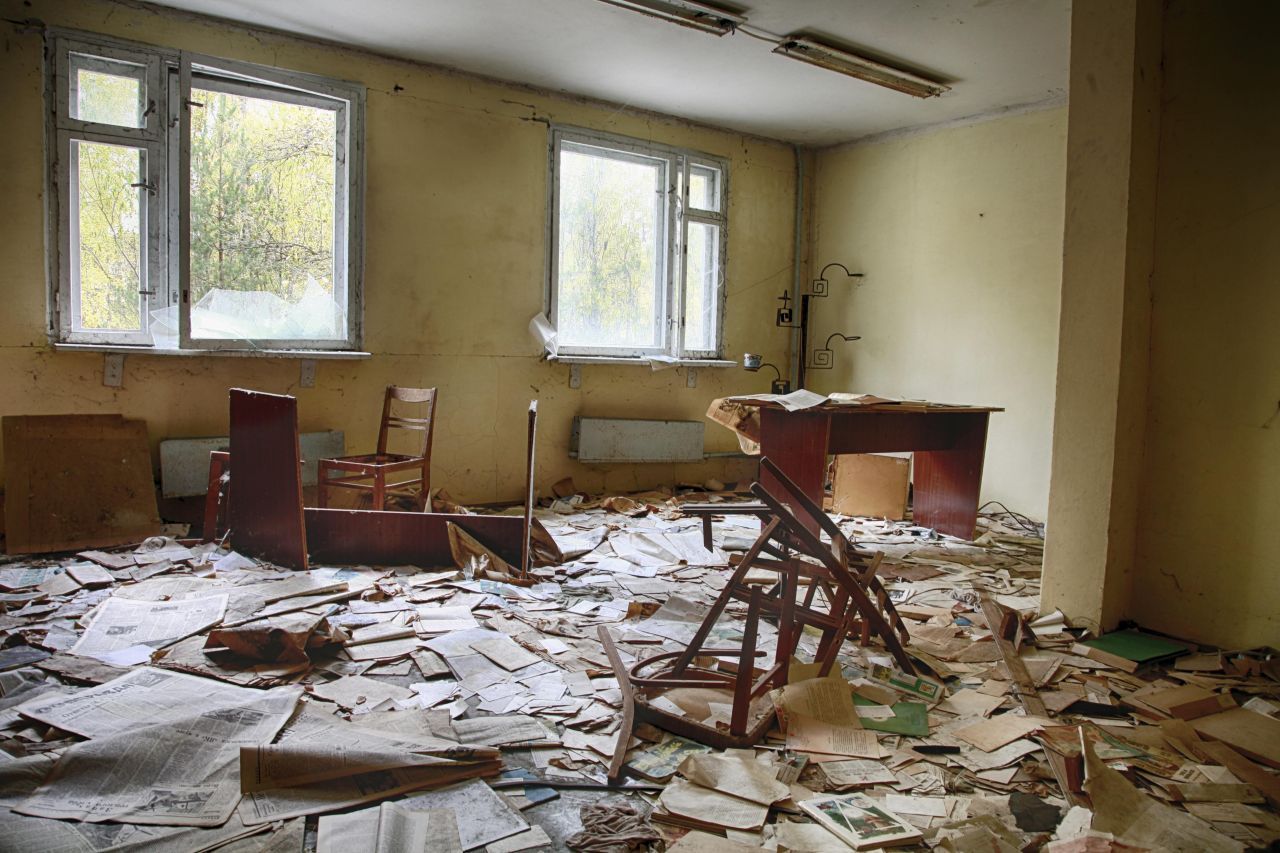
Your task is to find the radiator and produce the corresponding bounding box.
[570,417,704,463]
[159,431,344,497]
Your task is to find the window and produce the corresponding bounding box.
[47,31,364,351]
[548,128,728,360]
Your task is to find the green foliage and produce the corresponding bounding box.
[71,77,337,335]
[556,147,662,349]
[189,87,335,303]
[73,67,146,332]
[74,141,143,332]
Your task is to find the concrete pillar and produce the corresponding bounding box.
[1040,0,1162,632]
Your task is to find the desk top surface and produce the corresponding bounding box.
[727,391,1003,414]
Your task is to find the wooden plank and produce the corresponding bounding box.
[521,401,538,577]
[3,414,161,554]
[305,508,524,568]
[228,389,308,570]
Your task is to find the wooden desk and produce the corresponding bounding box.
[735,400,1002,540]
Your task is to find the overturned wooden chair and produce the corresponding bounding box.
[599,456,914,781]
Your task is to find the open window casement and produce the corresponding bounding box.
[47,30,364,353]
[175,53,362,352]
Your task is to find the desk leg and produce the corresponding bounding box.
[913,413,989,540]
[759,409,830,534]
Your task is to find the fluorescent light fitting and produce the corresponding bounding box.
[773,36,950,98]
[596,0,746,36]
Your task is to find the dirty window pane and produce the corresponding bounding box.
[556,143,665,350]
[188,84,341,341]
[688,164,720,212]
[72,140,145,332]
[683,222,720,352]
[70,54,146,128]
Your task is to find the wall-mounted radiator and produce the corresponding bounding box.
[570,417,704,463]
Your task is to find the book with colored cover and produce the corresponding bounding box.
[799,792,923,850]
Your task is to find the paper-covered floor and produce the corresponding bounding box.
[0,489,1277,852]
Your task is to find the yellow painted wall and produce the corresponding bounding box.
[810,108,1067,519]
[1129,0,1280,648]
[0,0,800,504]
[1040,0,1161,635]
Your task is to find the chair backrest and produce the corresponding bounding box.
[377,386,438,458]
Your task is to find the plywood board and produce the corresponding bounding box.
[3,414,161,554]
[831,453,909,519]
[228,389,308,570]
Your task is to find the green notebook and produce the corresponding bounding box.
[1082,629,1189,663]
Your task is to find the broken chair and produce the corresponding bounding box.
[599,456,914,781]
[317,385,438,511]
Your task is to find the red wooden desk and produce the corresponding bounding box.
[735,400,1002,540]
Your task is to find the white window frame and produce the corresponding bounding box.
[546,126,728,361]
[46,29,365,353]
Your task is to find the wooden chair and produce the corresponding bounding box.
[317,386,438,512]
[598,456,914,781]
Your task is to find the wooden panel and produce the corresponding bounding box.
[228,389,308,570]
[758,409,829,533]
[2,414,161,554]
[305,508,524,568]
[912,413,989,539]
[825,410,974,454]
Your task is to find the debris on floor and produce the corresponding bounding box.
[0,485,1277,851]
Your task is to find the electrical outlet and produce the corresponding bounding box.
[103,354,124,388]
[299,359,317,388]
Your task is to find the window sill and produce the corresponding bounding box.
[53,343,371,360]
[548,354,738,368]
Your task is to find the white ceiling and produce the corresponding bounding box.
[144,0,1071,146]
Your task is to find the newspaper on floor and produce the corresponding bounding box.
[397,779,529,850]
[12,668,300,826]
[70,593,229,658]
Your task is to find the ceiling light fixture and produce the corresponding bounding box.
[772,37,950,98]
[596,0,746,36]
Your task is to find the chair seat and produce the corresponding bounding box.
[321,453,423,473]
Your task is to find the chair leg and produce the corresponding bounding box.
[372,470,387,511]
[317,464,329,508]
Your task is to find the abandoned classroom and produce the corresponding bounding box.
[0,0,1277,851]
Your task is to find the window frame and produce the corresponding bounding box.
[45,29,366,353]
[546,126,728,362]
